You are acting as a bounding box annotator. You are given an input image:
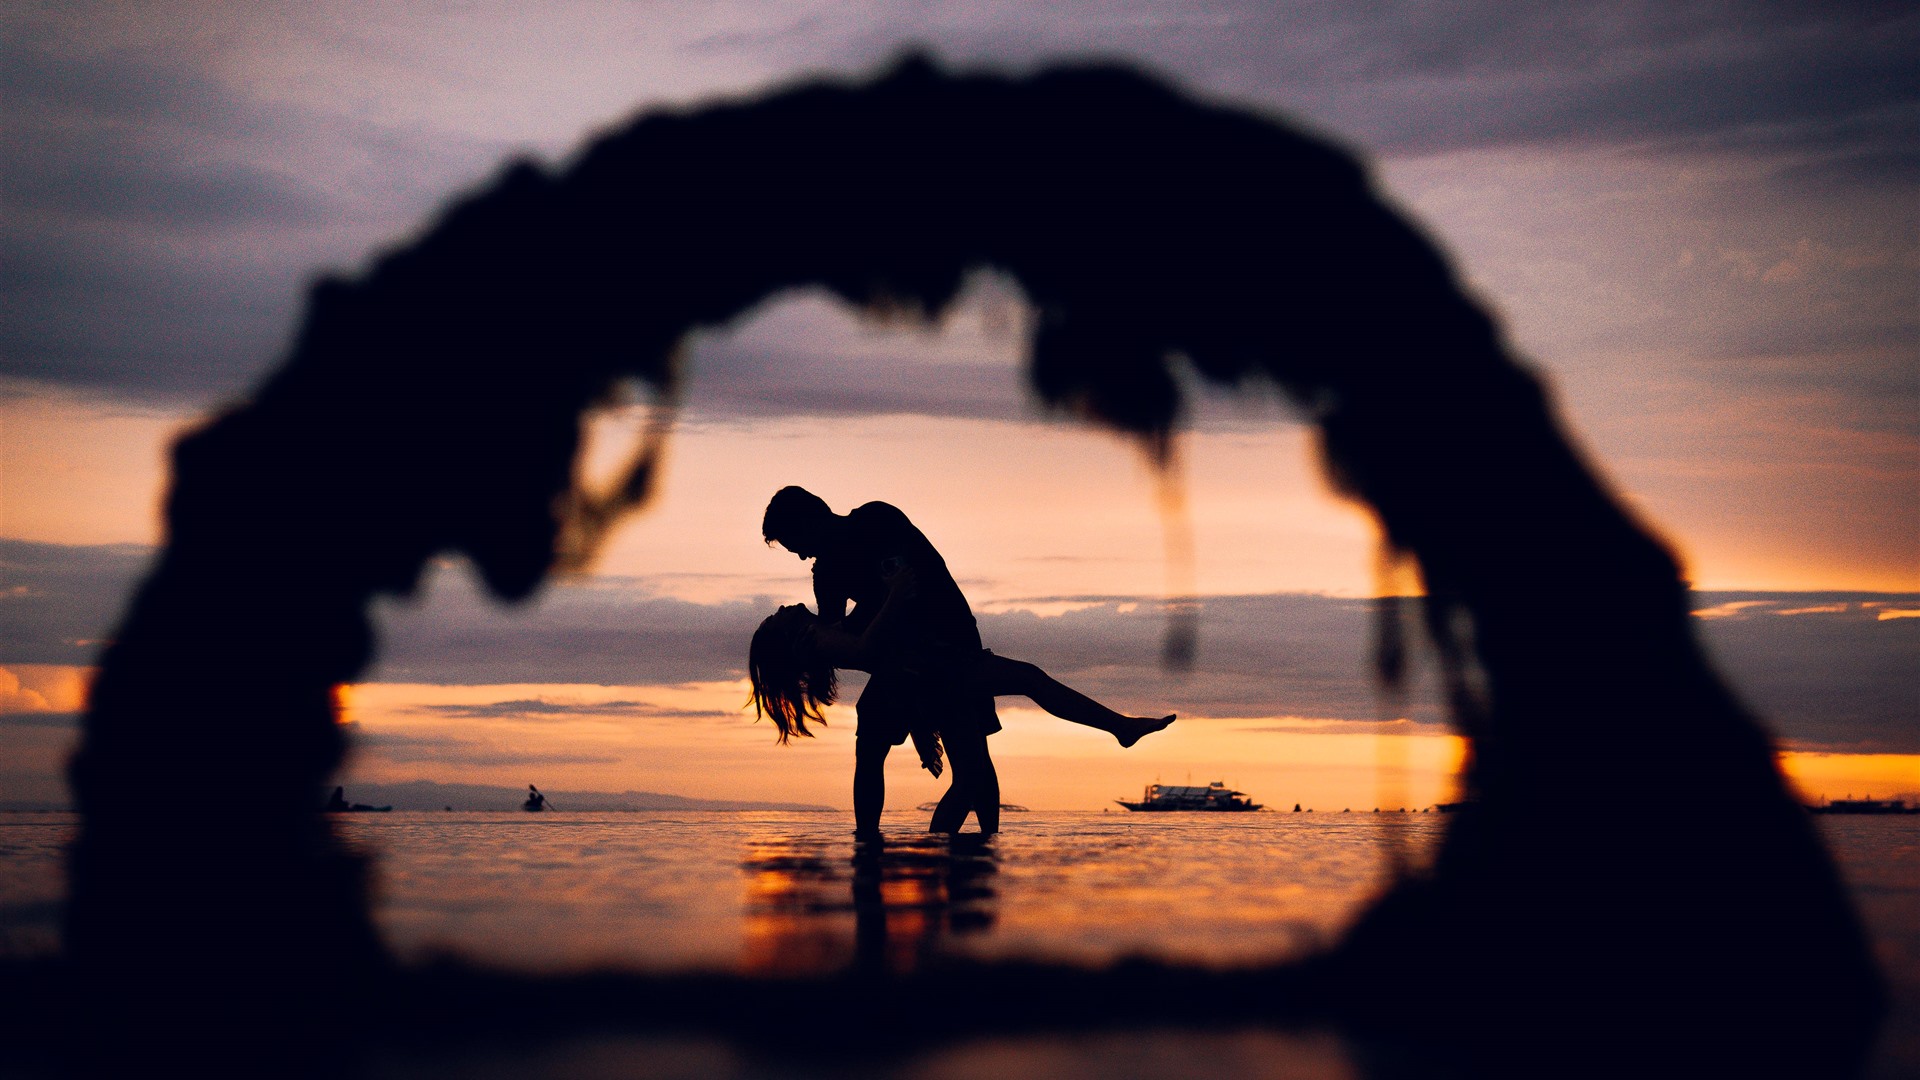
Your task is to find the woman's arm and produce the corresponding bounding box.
[810,565,918,670]
[812,561,848,623]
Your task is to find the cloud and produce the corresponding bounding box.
[680,287,1036,424]
[0,35,320,400]
[0,540,152,664]
[800,2,1919,169]
[2,3,1911,410]
[1231,716,1437,737]
[0,667,54,713]
[0,710,79,731]
[975,593,1438,727]
[367,566,771,687]
[412,698,734,721]
[1688,593,1920,753]
[350,728,622,767]
[0,23,508,403]
[6,547,1915,754]
[363,581,1920,755]
[1695,599,1775,620]
[1325,4,1919,167]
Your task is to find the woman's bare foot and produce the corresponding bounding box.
[1116,714,1176,748]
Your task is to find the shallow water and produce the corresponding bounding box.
[4,811,1912,974]
[317,809,1439,974]
[3,811,1916,1075]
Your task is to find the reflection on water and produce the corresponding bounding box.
[438,810,1438,974]
[3,810,1915,1010]
[3,812,1918,1076]
[2,810,1432,972]
[741,832,999,976]
[0,815,68,959]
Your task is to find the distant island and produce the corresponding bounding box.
[0,779,836,814]
[332,780,835,813]
[1805,796,1919,816]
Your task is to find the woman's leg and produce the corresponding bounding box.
[928,769,970,834]
[979,654,1174,747]
[934,726,999,836]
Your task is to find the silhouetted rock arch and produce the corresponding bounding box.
[68,56,1882,1074]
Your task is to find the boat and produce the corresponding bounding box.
[324,787,391,812]
[1116,781,1262,812]
[1808,797,1920,815]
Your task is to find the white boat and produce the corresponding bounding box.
[1116,781,1261,812]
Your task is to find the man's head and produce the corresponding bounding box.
[763,486,835,558]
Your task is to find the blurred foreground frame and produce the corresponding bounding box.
[47,55,1883,1076]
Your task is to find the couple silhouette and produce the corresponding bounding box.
[749,486,1173,837]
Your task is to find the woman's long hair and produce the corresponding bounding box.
[748,605,838,742]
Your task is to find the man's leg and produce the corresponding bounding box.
[853,734,890,837]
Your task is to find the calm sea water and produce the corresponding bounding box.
[3,811,1916,1074]
[348,809,1434,974]
[2,810,1913,973]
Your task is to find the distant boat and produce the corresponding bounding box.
[1116,781,1261,812]
[324,786,391,813]
[1808,797,1919,815]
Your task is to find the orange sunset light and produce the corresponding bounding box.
[1778,753,1920,803]
[332,684,356,725]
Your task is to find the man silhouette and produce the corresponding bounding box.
[762,486,999,835]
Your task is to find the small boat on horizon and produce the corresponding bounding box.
[324,786,391,813]
[1116,781,1262,812]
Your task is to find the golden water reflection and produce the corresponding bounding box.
[741,833,999,976]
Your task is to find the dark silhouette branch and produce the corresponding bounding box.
[67,54,1883,1076]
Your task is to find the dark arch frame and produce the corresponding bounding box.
[63,56,1882,1073]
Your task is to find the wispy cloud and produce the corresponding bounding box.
[2,4,1910,408]
[351,728,623,767]
[412,698,734,721]
[0,541,151,664]
[7,542,1915,754]
[0,710,79,731]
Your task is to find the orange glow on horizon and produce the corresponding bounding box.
[990,710,1470,811]
[1778,753,1920,804]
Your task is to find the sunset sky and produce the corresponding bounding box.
[3,2,1915,812]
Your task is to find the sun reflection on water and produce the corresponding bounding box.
[741,832,999,976]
